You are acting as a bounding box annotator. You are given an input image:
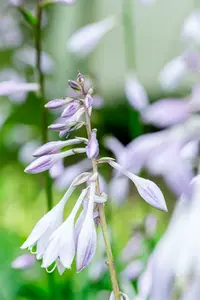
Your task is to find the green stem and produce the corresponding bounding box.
[84,104,120,300]
[121,0,136,70]
[35,1,54,298]
[35,0,53,211]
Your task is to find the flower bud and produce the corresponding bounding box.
[77,72,85,85]
[68,80,81,92]
[45,98,73,109]
[61,101,81,118]
[86,129,99,159]
[85,94,93,108]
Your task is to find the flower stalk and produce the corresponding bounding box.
[35,1,55,297]
[35,0,53,211]
[83,101,121,300]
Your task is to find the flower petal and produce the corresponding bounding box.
[67,16,115,57]
[109,161,167,212]
[125,74,148,111]
[141,98,190,128]
[159,56,186,90]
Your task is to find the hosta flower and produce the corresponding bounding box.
[109,161,167,211]
[141,98,190,127]
[11,254,36,269]
[25,148,86,174]
[67,16,116,57]
[76,179,97,272]
[42,188,88,269]
[0,81,39,97]
[86,129,99,159]
[33,138,87,157]
[21,182,76,259]
[125,73,148,111]
[159,56,187,90]
[181,11,200,44]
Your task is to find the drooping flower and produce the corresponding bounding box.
[141,98,190,127]
[109,161,167,211]
[125,73,148,111]
[42,188,88,269]
[67,16,116,57]
[21,182,77,259]
[76,178,97,272]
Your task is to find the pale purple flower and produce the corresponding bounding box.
[0,81,39,97]
[86,129,99,159]
[11,254,36,269]
[67,16,116,57]
[141,98,190,127]
[109,161,167,211]
[25,148,86,174]
[45,98,73,109]
[121,260,144,281]
[159,56,187,90]
[181,11,200,44]
[61,101,81,118]
[121,232,144,262]
[41,0,76,5]
[42,188,88,269]
[125,74,148,111]
[14,46,55,74]
[76,180,97,272]
[33,138,87,157]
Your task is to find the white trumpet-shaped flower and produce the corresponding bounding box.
[76,178,97,272]
[42,187,88,269]
[109,161,167,212]
[21,180,77,259]
[67,16,116,57]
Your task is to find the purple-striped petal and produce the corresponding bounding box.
[109,161,167,212]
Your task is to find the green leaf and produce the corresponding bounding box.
[19,8,38,27]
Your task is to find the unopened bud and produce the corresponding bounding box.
[68,80,81,92]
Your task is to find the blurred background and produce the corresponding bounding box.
[0,0,199,299]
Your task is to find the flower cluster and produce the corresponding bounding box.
[21,73,166,277]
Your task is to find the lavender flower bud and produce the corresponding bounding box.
[24,154,59,174]
[86,129,99,159]
[61,101,81,118]
[68,80,81,92]
[85,94,93,108]
[33,138,87,157]
[77,72,85,85]
[45,98,73,109]
[25,149,86,174]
